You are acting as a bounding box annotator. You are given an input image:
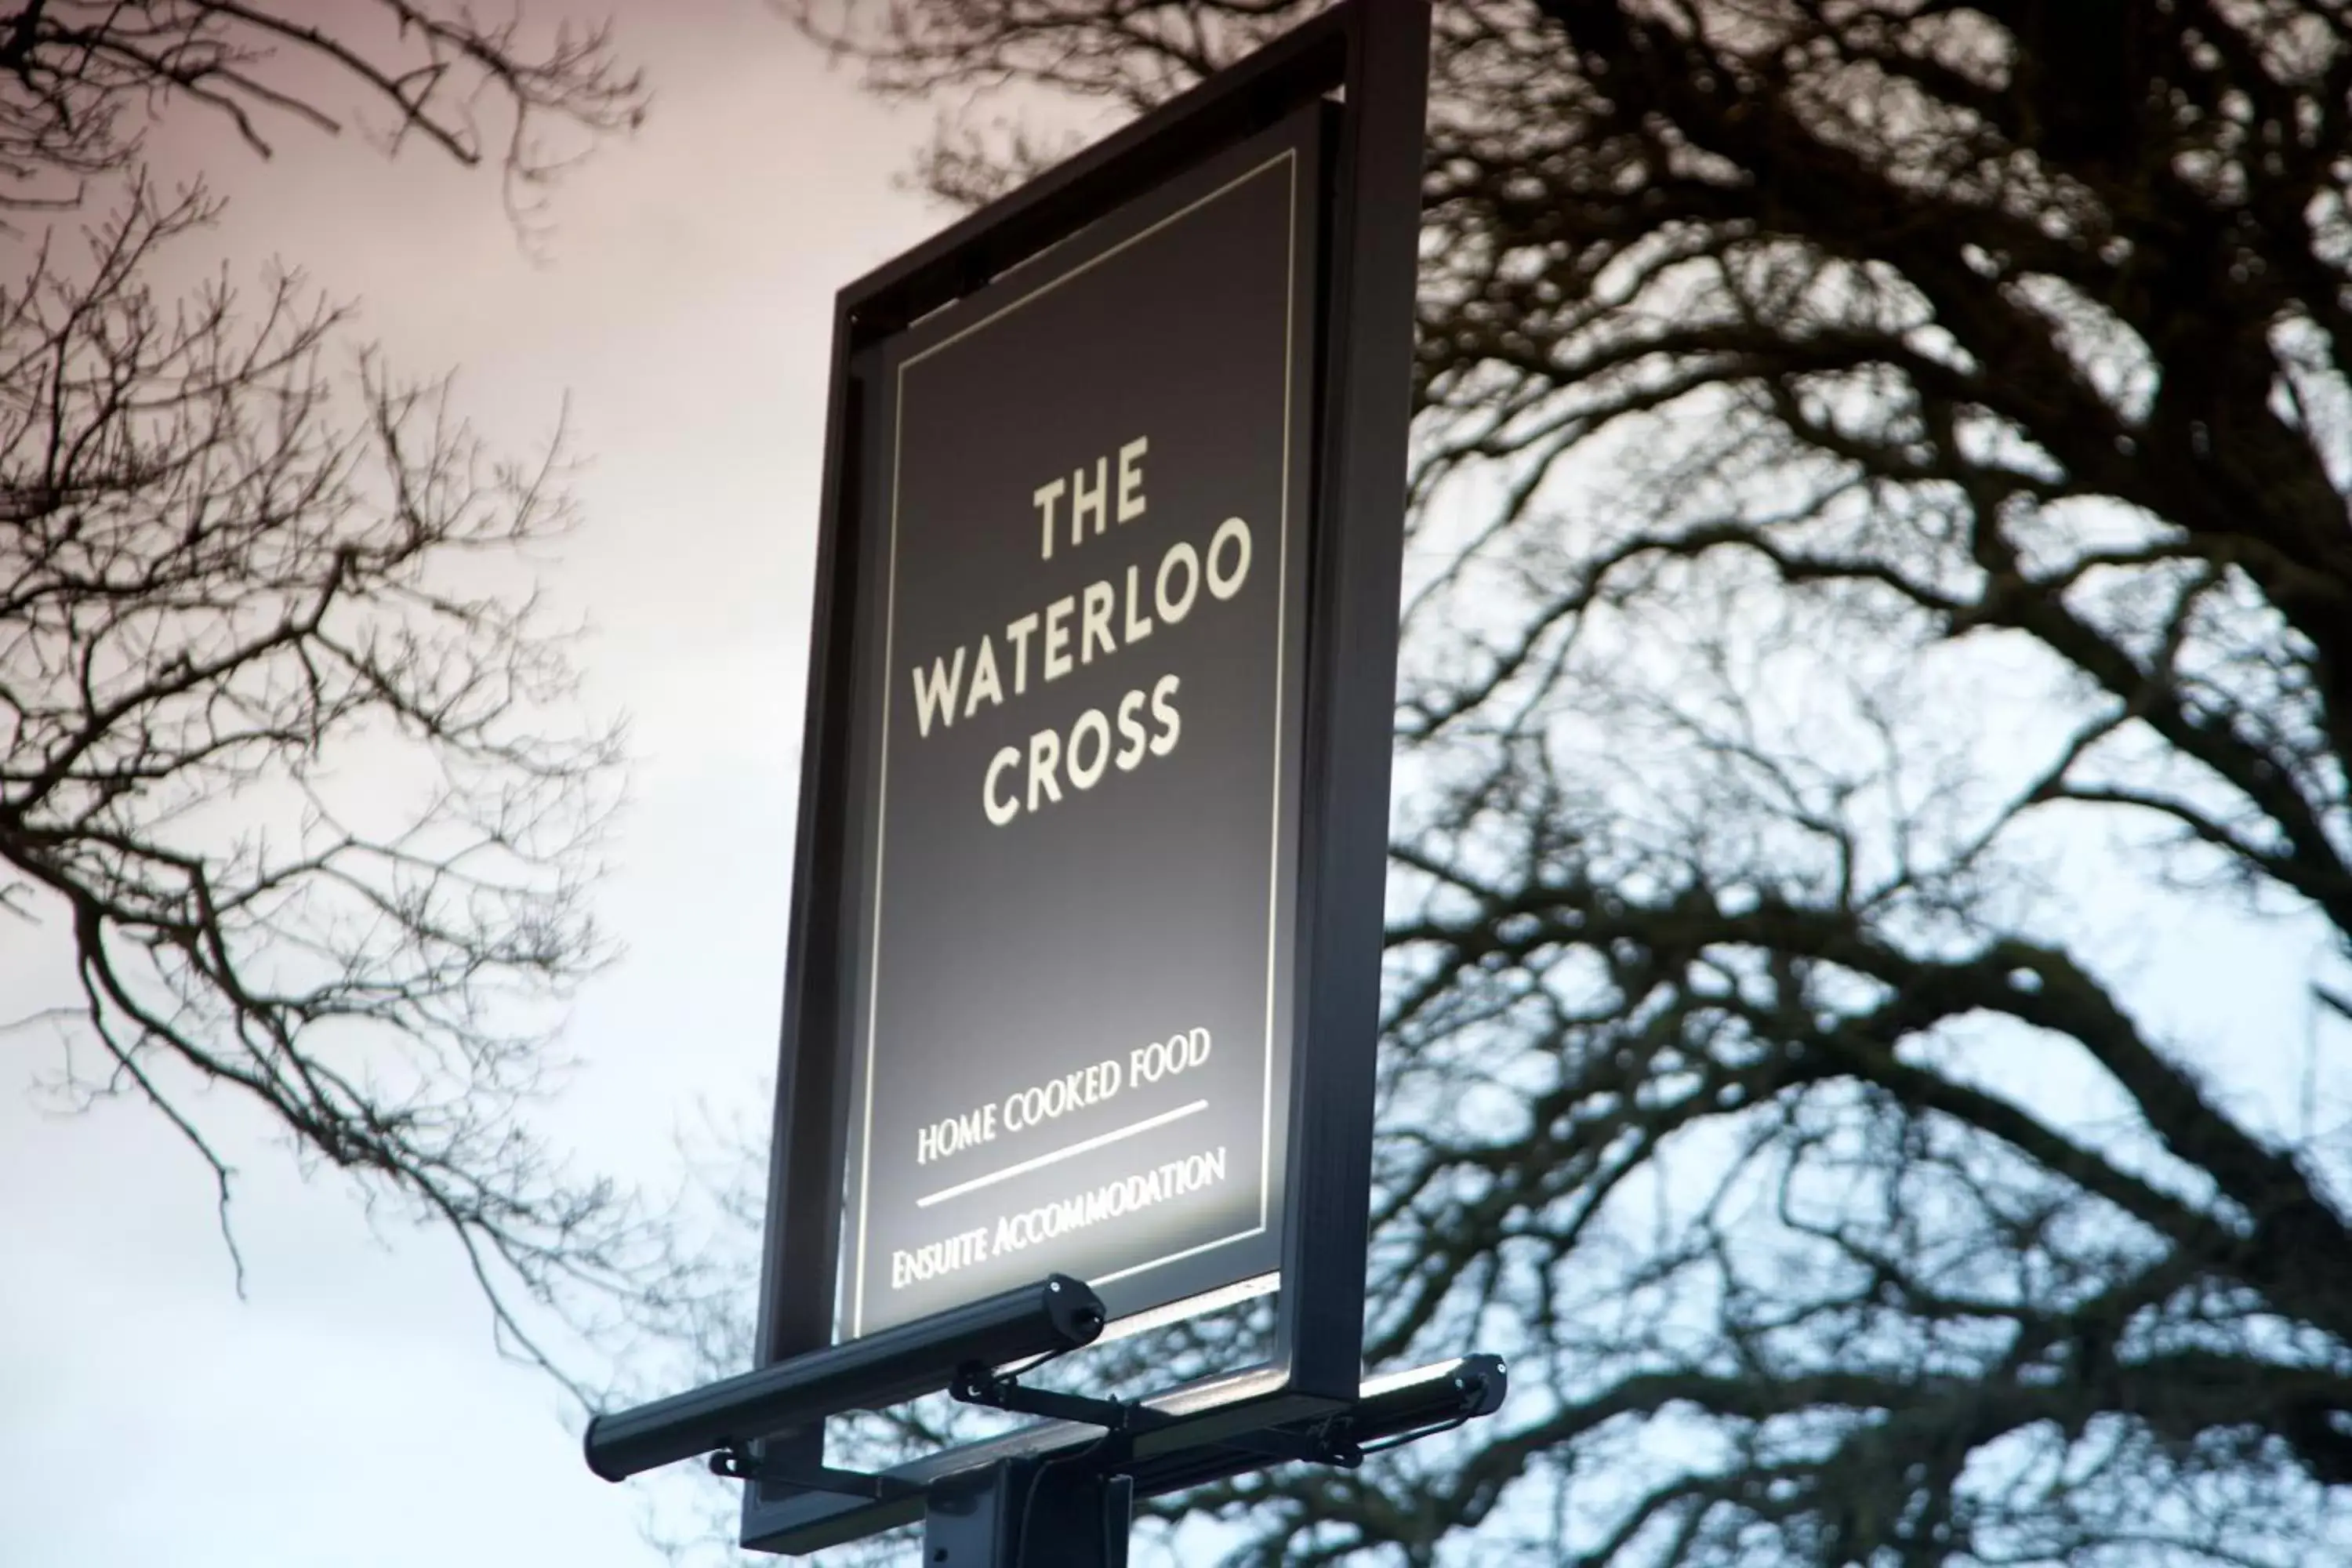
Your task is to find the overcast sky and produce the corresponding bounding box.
[0,5,946,1563]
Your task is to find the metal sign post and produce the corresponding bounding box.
[585,6,1500,1561]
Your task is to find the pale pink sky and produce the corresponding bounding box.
[0,5,945,1563]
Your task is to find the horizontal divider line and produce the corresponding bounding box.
[914,1098,1210,1208]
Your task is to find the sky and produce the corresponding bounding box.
[0,4,946,1563]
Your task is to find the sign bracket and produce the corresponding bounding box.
[952,1366,1171,1438]
[721,1354,1510,1566]
[949,1363,1357,1468]
[708,1451,920,1505]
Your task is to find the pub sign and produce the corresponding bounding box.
[837,114,1321,1337]
[750,9,1425,1467]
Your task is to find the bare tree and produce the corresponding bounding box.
[0,0,644,220]
[732,2,2352,1563]
[1,3,651,1386]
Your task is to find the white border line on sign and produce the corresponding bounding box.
[1260,122,1298,1240]
[914,1100,1209,1209]
[852,147,1300,1338]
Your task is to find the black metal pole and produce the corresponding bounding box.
[924,1457,1133,1568]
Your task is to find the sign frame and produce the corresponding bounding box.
[742,2,1428,1549]
[837,105,1323,1343]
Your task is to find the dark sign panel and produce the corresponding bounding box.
[741,5,1427,1548]
[837,114,1322,1338]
